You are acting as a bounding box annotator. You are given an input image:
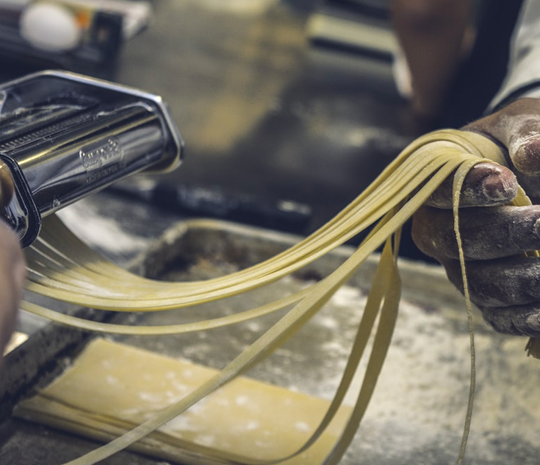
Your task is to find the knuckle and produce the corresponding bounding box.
[481,305,540,338]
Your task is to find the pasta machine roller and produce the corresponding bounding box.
[0,70,183,247]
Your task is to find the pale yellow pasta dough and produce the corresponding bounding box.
[15,338,352,465]
[10,129,539,465]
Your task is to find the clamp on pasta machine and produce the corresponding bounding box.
[0,70,183,247]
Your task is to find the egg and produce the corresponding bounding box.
[20,2,82,52]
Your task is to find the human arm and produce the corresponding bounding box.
[390,0,475,122]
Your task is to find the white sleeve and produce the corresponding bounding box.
[489,0,540,111]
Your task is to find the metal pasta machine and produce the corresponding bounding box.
[0,70,183,247]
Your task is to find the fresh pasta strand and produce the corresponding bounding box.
[10,129,537,465]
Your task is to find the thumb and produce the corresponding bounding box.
[463,98,540,200]
[506,118,540,175]
[464,98,540,175]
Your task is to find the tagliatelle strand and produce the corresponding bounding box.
[19,289,307,335]
[26,134,466,293]
[58,173,442,465]
[453,160,480,465]
[14,129,534,465]
[23,154,475,311]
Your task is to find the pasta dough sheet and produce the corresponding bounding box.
[14,338,352,465]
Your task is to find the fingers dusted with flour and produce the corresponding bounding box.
[412,97,540,338]
[425,162,519,209]
[413,205,540,260]
[464,98,540,201]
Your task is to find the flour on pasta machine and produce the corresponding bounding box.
[0,70,183,247]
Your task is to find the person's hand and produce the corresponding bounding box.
[0,163,26,357]
[412,98,540,337]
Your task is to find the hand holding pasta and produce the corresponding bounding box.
[412,98,540,337]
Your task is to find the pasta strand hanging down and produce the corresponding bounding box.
[12,129,537,465]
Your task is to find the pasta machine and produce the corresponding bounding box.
[0,70,183,247]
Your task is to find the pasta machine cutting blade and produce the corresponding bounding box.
[0,70,183,247]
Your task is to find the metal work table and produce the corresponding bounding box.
[3,191,540,465]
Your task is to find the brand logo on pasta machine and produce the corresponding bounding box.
[79,137,124,171]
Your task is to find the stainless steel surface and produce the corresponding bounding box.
[16,106,163,213]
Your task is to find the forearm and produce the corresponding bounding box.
[488,0,540,111]
[390,0,474,118]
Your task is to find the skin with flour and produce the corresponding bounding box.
[413,98,540,337]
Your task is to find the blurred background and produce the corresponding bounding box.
[0,0,523,259]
